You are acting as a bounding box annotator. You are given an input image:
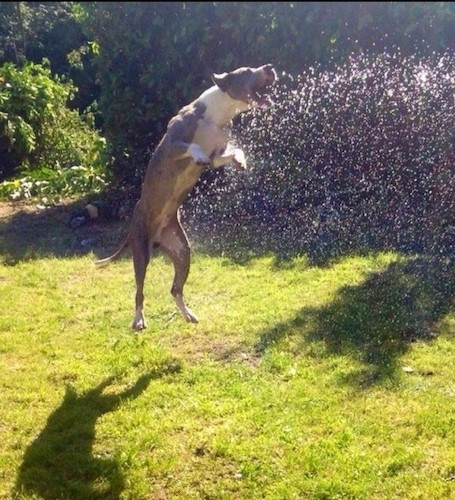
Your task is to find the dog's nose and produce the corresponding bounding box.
[262,64,276,82]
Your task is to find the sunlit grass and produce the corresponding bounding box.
[1,250,454,499]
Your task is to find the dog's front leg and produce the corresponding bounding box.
[170,140,212,166]
[212,147,247,170]
[170,139,246,170]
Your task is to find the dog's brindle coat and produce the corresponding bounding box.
[96,64,276,330]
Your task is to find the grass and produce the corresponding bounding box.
[1,204,454,499]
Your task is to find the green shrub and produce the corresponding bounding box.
[0,60,108,200]
[0,165,108,204]
[75,2,455,190]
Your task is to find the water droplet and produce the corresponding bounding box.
[183,51,455,261]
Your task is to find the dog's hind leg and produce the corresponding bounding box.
[131,222,151,331]
[159,215,199,323]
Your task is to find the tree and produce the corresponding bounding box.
[75,2,455,189]
[0,2,99,113]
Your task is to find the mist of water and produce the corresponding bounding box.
[182,51,455,262]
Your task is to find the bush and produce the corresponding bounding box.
[76,2,455,190]
[0,61,108,200]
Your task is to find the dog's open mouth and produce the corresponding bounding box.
[251,86,274,108]
[213,64,277,109]
[250,67,276,108]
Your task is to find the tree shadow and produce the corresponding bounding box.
[14,368,179,499]
[255,255,454,387]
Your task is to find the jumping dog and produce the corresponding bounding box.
[96,64,277,330]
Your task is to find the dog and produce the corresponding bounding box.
[68,200,121,229]
[95,64,276,330]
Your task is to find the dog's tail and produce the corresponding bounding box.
[95,235,130,267]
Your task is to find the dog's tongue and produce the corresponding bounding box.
[256,94,273,108]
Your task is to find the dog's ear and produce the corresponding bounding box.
[212,72,230,92]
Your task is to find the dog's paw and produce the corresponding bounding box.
[188,143,211,166]
[132,320,147,332]
[132,310,147,331]
[232,149,247,170]
[183,310,199,323]
[195,154,211,167]
[174,295,199,323]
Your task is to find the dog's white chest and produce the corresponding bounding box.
[193,119,230,156]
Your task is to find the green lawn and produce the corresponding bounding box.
[1,204,454,499]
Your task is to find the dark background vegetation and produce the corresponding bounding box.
[0,2,454,259]
[2,2,455,181]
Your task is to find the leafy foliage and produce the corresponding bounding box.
[75,2,455,189]
[0,2,98,112]
[0,165,108,204]
[0,61,108,200]
[1,2,455,215]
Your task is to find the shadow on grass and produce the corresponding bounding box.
[0,199,125,264]
[256,255,454,387]
[14,365,180,499]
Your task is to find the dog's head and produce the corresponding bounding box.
[212,64,276,108]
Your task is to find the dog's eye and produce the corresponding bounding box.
[236,67,252,77]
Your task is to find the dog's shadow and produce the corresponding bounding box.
[14,371,169,499]
[255,255,454,387]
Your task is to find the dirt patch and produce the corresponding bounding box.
[0,199,37,219]
[164,330,262,368]
[0,198,127,263]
